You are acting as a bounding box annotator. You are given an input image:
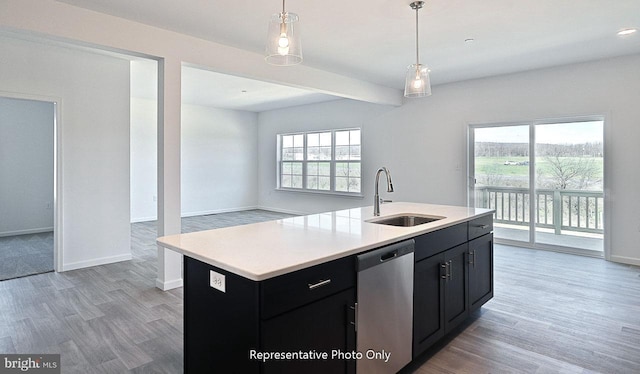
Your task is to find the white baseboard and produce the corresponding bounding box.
[0,227,54,237]
[180,206,259,218]
[130,206,262,223]
[130,216,157,223]
[257,205,308,216]
[609,255,640,267]
[156,277,183,290]
[62,253,132,272]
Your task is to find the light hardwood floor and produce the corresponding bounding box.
[1,210,638,373]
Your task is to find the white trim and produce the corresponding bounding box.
[256,206,309,216]
[277,128,363,194]
[0,90,63,273]
[130,206,262,223]
[130,216,158,223]
[495,238,604,258]
[602,112,612,261]
[155,277,183,290]
[468,115,607,256]
[0,227,54,237]
[62,253,132,272]
[274,188,364,199]
[609,255,640,267]
[180,206,259,218]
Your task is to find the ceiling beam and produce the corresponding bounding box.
[0,0,402,106]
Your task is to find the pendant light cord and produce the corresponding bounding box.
[415,6,420,66]
[282,0,286,15]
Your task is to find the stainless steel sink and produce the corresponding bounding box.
[367,214,445,227]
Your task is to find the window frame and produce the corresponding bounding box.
[277,128,363,197]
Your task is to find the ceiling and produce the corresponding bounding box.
[130,60,342,112]
[59,0,640,111]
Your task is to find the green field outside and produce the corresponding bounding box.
[475,156,603,178]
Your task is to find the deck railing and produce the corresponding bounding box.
[475,186,604,235]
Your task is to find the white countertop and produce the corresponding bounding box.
[156,202,494,281]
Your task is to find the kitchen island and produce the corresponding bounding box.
[157,202,494,373]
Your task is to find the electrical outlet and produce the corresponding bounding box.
[153,195,157,202]
[210,270,226,293]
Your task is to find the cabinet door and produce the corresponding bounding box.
[443,243,469,333]
[261,288,356,374]
[184,257,260,374]
[469,233,494,311]
[412,253,445,358]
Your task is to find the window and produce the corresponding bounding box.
[278,128,361,194]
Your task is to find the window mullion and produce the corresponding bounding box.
[302,132,307,190]
[330,130,336,192]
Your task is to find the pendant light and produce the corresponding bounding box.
[404,1,431,97]
[265,0,303,66]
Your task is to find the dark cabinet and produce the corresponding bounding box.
[184,256,356,374]
[262,288,356,374]
[468,233,494,311]
[443,243,469,332]
[413,215,494,359]
[413,253,445,355]
[413,243,469,358]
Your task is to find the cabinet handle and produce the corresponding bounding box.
[441,263,447,279]
[448,260,453,281]
[479,225,489,229]
[350,303,358,332]
[308,279,331,290]
[469,250,475,268]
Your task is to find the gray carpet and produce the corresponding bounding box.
[0,232,54,281]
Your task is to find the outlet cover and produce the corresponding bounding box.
[210,270,226,293]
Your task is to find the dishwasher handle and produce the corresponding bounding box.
[357,239,414,272]
[380,250,398,262]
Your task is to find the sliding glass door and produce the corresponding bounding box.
[471,125,531,243]
[469,119,604,255]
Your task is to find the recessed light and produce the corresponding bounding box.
[617,28,637,36]
[465,38,475,43]
[241,90,247,93]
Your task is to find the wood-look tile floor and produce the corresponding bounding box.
[409,245,640,374]
[0,210,638,373]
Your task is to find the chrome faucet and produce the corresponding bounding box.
[374,167,394,216]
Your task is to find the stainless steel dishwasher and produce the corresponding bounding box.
[356,239,414,374]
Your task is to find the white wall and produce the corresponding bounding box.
[130,97,259,221]
[130,97,158,222]
[257,54,640,265]
[0,35,131,270]
[258,100,395,215]
[0,97,54,236]
[181,104,259,216]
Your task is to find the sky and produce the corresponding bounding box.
[474,121,603,144]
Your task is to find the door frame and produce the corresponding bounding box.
[467,115,610,260]
[1,91,63,272]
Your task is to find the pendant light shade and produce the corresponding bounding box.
[265,0,303,66]
[404,1,431,98]
[404,64,431,97]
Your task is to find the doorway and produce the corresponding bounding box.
[469,118,605,256]
[0,96,57,280]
